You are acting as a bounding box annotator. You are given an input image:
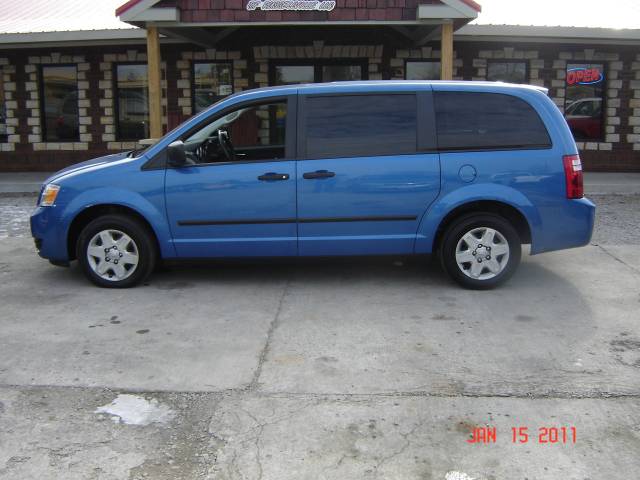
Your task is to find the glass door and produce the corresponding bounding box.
[272,61,366,86]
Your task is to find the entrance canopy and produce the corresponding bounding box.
[116,0,480,137]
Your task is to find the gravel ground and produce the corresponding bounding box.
[590,194,640,245]
[4,193,639,244]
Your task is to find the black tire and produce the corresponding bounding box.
[76,214,157,288]
[439,213,521,290]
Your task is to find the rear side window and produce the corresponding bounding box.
[304,94,417,159]
[434,92,551,151]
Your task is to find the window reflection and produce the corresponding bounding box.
[274,65,314,85]
[564,63,604,141]
[193,62,233,113]
[487,62,527,83]
[0,75,6,143]
[322,65,362,82]
[41,65,79,142]
[116,64,149,140]
[406,61,441,80]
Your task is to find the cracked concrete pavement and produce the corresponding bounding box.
[1,193,640,479]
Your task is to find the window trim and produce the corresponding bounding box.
[269,59,369,86]
[114,61,150,142]
[404,59,442,81]
[298,91,426,161]
[434,91,553,153]
[191,60,234,115]
[563,62,607,143]
[39,63,80,143]
[486,60,530,84]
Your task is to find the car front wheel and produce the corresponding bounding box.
[440,213,521,289]
[76,214,156,288]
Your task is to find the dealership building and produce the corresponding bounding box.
[0,0,639,171]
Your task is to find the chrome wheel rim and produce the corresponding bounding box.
[87,229,139,282]
[455,227,510,280]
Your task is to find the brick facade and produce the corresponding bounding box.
[0,39,639,171]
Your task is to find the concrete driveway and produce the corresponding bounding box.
[1,193,640,479]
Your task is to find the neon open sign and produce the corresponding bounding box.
[567,67,604,86]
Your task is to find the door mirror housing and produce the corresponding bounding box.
[167,140,187,167]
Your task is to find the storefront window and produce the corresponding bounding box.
[116,64,149,140]
[487,61,527,83]
[40,65,79,142]
[564,63,605,141]
[193,62,233,113]
[275,65,314,85]
[0,75,6,143]
[406,61,441,80]
[273,63,364,85]
[321,65,362,82]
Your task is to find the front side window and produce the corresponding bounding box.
[487,61,527,83]
[0,74,6,143]
[41,65,79,142]
[304,94,417,159]
[406,61,441,80]
[564,63,605,141]
[193,62,233,114]
[434,92,551,151]
[182,100,287,165]
[116,64,149,141]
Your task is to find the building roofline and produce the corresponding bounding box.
[1,23,639,47]
[458,24,640,42]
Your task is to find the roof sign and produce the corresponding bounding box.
[246,0,336,11]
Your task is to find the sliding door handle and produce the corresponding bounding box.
[303,170,335,179]
[258,172,289,181]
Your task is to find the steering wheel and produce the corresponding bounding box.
[217,129,236,162]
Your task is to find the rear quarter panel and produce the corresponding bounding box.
[416,84,592,255]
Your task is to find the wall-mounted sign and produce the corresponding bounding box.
[566,67,604,86]
[246,0,336,11]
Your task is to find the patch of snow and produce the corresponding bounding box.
[445,472,476,480]
[95,394,175,426]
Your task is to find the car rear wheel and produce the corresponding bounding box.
[77,214,156,288]
[439,213,521,289]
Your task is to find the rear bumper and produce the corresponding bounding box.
[531,197,595,254]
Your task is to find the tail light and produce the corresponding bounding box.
[563,154,583,199]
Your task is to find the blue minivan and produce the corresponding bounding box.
[31,81,595,289]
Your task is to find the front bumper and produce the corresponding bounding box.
[30,205,70,262]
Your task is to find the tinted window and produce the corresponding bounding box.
[305,94,417,158]
[41,65,79,142]
[434,92,551,150]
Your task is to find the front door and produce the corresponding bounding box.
[165,96,298,258]
[296,92,440,256]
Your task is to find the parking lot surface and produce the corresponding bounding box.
[1,193,639,479]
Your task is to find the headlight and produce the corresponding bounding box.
[40,184,60,207]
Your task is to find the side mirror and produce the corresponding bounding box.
[167,140,187,167]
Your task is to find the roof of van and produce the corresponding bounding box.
[236,80,549,97]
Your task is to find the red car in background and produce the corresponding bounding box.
[565,97,602,140]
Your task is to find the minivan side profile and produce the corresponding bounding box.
[30,81,595,289]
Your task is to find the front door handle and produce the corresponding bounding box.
[303,170,335,180]
[258,172,289,181]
